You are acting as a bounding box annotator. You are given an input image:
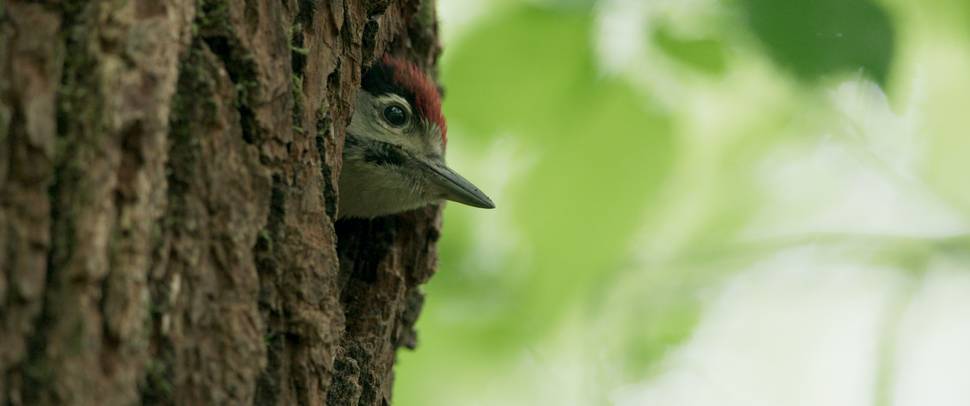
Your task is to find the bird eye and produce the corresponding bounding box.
[383,105,408,127]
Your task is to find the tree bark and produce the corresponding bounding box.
[0,0,442,405]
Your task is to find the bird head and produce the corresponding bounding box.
[337,55,495,219]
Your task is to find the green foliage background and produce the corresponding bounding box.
[395,0,970,404]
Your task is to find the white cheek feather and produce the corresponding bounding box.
[337,147,439,218]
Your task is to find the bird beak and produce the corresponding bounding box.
[421,161,496,209]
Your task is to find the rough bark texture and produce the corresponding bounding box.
[0,0,442,405]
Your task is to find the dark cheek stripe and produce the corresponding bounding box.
[350,136,406,167]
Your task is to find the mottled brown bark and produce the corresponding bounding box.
[0,0,442,405]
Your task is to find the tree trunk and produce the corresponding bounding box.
[0,1,442,404]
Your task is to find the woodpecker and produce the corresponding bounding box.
[337,55,495,218]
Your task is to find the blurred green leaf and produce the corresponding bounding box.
[442,6,595,138]
[738,0,895,84]
[428,3,674,350]
[653,25,728,75]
